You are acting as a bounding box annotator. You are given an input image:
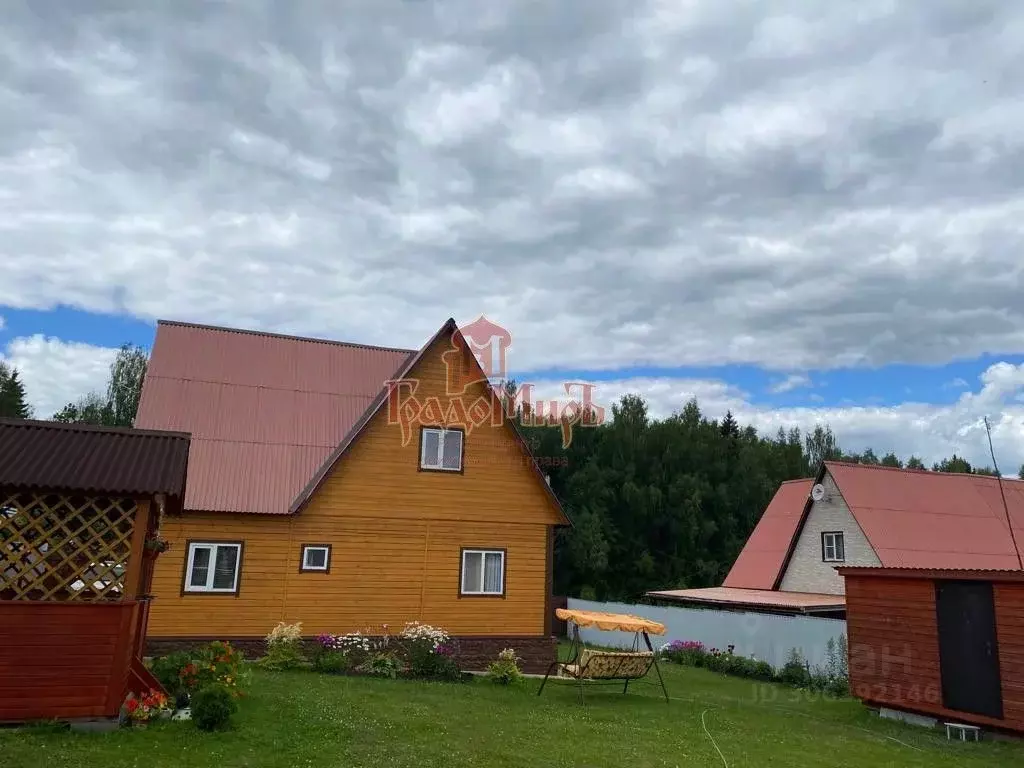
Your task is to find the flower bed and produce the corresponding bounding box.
[310,622,464,682]
[660,636,849,695]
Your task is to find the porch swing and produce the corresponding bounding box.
[537,608,669,703]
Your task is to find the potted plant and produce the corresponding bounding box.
[144,533,171,554]
[124,689,170,727]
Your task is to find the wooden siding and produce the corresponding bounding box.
[0,601,138,721]
[845,575,1024,733]
[149,334,559,639]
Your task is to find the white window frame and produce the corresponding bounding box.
[300,544,331,572]
[420,427,464,472]
[460,549,505,596]
[822,531,845,563]
[184,542,242,593]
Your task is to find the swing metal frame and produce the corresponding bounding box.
[536,621,669,704]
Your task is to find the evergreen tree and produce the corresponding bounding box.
[880,452,903,468]
[933,454,972,474]
[720,410,739,438]
[0,363,32,418]
[906,456,926,470]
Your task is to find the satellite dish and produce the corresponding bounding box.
[811,484,826,502]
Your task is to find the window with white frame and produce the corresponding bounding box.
[420,427,463,471]
[300,544,331,572]
[822,531,845,563]
[460,549,505,595]
[184,542,242,593]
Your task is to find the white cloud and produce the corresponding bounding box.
[769,373,812,394]
[0,2,1023,374]
[1,335,117,418]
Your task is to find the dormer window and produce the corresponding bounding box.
[420,427,464,472]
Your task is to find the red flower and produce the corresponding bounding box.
[126,699,139,713]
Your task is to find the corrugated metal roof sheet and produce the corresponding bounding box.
[826,461,1024,571]
[135,321,412,514]
[722,479,813,589]
[647,586,845,613]
[0,418,190,499]
[722,463,1024,590]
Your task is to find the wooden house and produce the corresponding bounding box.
[0,419,191,722]
[840,567,1024,734]
[134,318,570,672]
[650,462,1024,620]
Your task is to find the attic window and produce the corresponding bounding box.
[822,531,845,563]
[420,427,463,472]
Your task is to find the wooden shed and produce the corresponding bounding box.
[0,419,191,723]
[840,566,1024,734]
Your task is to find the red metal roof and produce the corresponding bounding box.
[722,479,813,589]
[826,461,1024,570]
[647,587,845,613]
[723,463,1024,589]
[0,418,190,502]
[135,321,412,514]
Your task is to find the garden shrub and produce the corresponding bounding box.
[149,651,194,697]
[191,641,247,696]
[486,648,524,685]
[191,683,238,732]
[660,640,706,666]
[358,651,403,679]
[779,648,811,687]
[317,632,376,669]
[259,621,307,671]
[398,622,460,681]
[313,650,352,674]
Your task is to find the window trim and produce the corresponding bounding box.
[180,540,244,596]
[418,425,466,474]
[299,543,332,573]
[459,547,507,598]
[821,531,845,563]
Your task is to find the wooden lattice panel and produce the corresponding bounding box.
[0,491,137,601]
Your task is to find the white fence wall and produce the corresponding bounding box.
[566,598,847,670]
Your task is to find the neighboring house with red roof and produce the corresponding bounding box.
[134,318,570,672]
[649,462,1024,619]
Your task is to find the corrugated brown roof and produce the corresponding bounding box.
[647,586,845,613]
[722,479,813,589]
[135,321,412,514]
[0,418,190,499]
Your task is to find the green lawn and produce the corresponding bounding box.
[1,663,1020,768]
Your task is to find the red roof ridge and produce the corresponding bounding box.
[824,460,1014,481]
[156,319,417,355]
[779,478,814,485]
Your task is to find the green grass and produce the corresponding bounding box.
[1,663,1021,767]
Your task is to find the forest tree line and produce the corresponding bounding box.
[519,394,1022,602]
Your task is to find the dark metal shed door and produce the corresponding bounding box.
[936,580,1003,719]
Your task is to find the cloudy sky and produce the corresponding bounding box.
[3,0,1024,470]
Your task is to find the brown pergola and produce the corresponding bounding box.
[0,419,190,723]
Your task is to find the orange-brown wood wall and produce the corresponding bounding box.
[0,601,140,721]
[845,575,1024,733]
[147,334,563,639]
